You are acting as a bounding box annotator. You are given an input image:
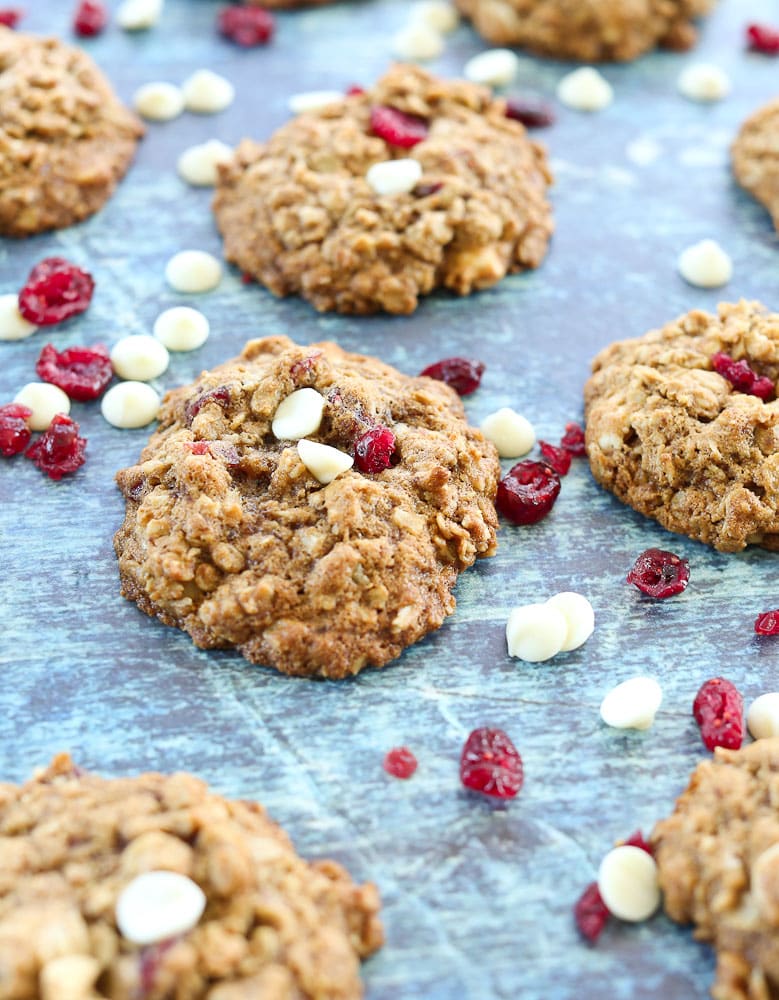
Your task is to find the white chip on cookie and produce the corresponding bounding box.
[272,388,326,441]
[288,90,344,115]
[133,82,184,122]
[297,439,354,484]
[101,381,161,429]
[153,307,210,351]
[599,677,663,730]
[116,870,206,945]
[677,239,732,288]
[14,382,70,431]
[506,602,567,662]
[557,67,613,111]
[117,0,163,30]
[597,845,660,922]
[181,70,235,114]
[0,294,37,341]
[747,693,779,740]
[410,0,460,33]
[544,592,594,652]
[165,251,223,293]
[677,63,730,103]
[111,335,170,381]
[366,158,423,196]
[479,407,535,458]
[392,24,444,61]
[464,49,519,87]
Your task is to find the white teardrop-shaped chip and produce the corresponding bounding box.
[677,63,730,103]
[545,592,594,652]
[165,251,223,293]
[116,870,206,945]
[288,90,344,115]
[464,49,519,87]
[392,23,444,61]
[101,381,161,429]
[272,388,325,441]
[598,846,660,922]
[557,67,613,112]
[153,307,210,351]
[747,693,779,740]
[0,294,37,341]
[366,158,423,196]
[133,82,184,122]
[410,0,460,33]
[297,439,354,484]
[600,677,663,730]
[506,603,567,662]
[110,335,169,381]
[181,69,235,114]
[117,0,163,30]
[678,239,732,288]
[480,407,535,458]
[14,382,70,431]
[177,140,234,187]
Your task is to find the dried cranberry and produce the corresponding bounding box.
[560,422,586,456]
[622,830,653,856]
[241,272,254,285]
[755,610,779,636]
[711,352,774,401]
[73,0,107,35]
[354,426,396,473]
[0,8,21,27]
[747,23,779,54]
[538,441,572,476]
[460,727,523,800]
[693,677,744,752]
[370,106,429,148]
[18,258,95,326]
[217,5,274,46]
[25,414,86,480]
[496,460,561,526]
[139,939,177,993]
[35,343,112,401]
[383,747,417,779]
[627,548,690,599]
[185,386,231,425]
[0,403,32,456]
[187,441,211,455]
[289,351,322,383]
[505,96,555,128]
[419,357,485,396]
[413,181,443,198]
[346,85,365,96]
[574,882,610,943]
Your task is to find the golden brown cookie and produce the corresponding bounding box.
[114,336,500,677]
[652,739,779,1000]
[212,64,553,315]
[455,0,716,61]
[732,97,779,233]
[0,28,143,237]
[584,301,779,553]
[0,752,382,1000]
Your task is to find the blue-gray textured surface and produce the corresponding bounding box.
[0,1,778,997]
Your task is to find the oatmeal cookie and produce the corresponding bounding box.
[455,0,715,61]
[651,739,779,1000]
[0,752,382,1000]
[584,301,779,553]
[114,336,500,678]
[212,64,552,315]
[0,28,143,237]
[733,97,779,234]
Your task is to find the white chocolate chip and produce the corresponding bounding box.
[165,251,223,293]
[410,0,460,33]
[288,90,344,115]
[392,23,444,61]
[747,693,779,740]
[40,955,100,1000]
[598,846,660,922]
[117,0,163,30]
[297,438,354,484]
[544,592,594,652]
[181,69,235,114]
[677,239,732,288]
[272,388,325,441]
[153,306,210,351]
[677,63,730,103]
[479,407,535,458]
[14,382,70,431]
[506,603,568,662]
[101,381,160,429]
[177,140,234,187]
[0,294,37,341]
[133,82,184,122]
[116,870,206,946]
[366,158,423,196]
[557,67,613,112]
[464,49,519,87]
[110,335,170,381]
[599,677,663,731]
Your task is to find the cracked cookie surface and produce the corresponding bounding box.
[733,97,779,234]
[212,64,552,315]
[0,28,143,237]
[584,301,779,553]
[0,752,382,1000]
[114,336,500,677]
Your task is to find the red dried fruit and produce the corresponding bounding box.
[187,441,211,456]
[627,548,690,599]
[622,830,654,856]
[560,422,586,456]
[755,610,779,636]
[289,351,322,383]
[747,23,779,54]
[693,677,744,751]
[25,414,86,480]
[419,357,485,396]
[711,352,774,401]
[0,8,22,27]
[185,386,231,425]
[35,343,112,401]
[18,257,95,326]
[346,85,365,96]
[460,727,523,799]
[354,426,396,473]
[496,460,561,526]
[505,96,555,128]
[139,939,178,994]
[0,403,32,457]
[370,106,429,148]
[73,0,107,35]
[217,5,274,46]
[383,747,417,779]
[574,882,610,943]
[538,441,572,476]
[413,181,443,198]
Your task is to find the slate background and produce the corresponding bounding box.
[0,1,778,997]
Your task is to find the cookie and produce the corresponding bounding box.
[584,301,779,553]
[0,28,143,238]
[732,97,779,234]
[212,64,553,315]
[114,336,500,677]
[455,0,715,61]
[651,739,779,1000]
[0,752,382,999]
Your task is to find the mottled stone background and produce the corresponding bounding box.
[1,1,778,996]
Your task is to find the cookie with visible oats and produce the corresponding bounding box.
[0,752,382,999]
[584,301,779,553]
[733,96,779,233]
[114,336,500,677]
[212,64,552,315]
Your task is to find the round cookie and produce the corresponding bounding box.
[212,64,553,315]
[0,752,382,999]
[584,301,779,553]
[455,0,715,61]
[732,97,779,234]
[651,739,779,1000]
[0,28,143,237]
[114,336,500,677]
